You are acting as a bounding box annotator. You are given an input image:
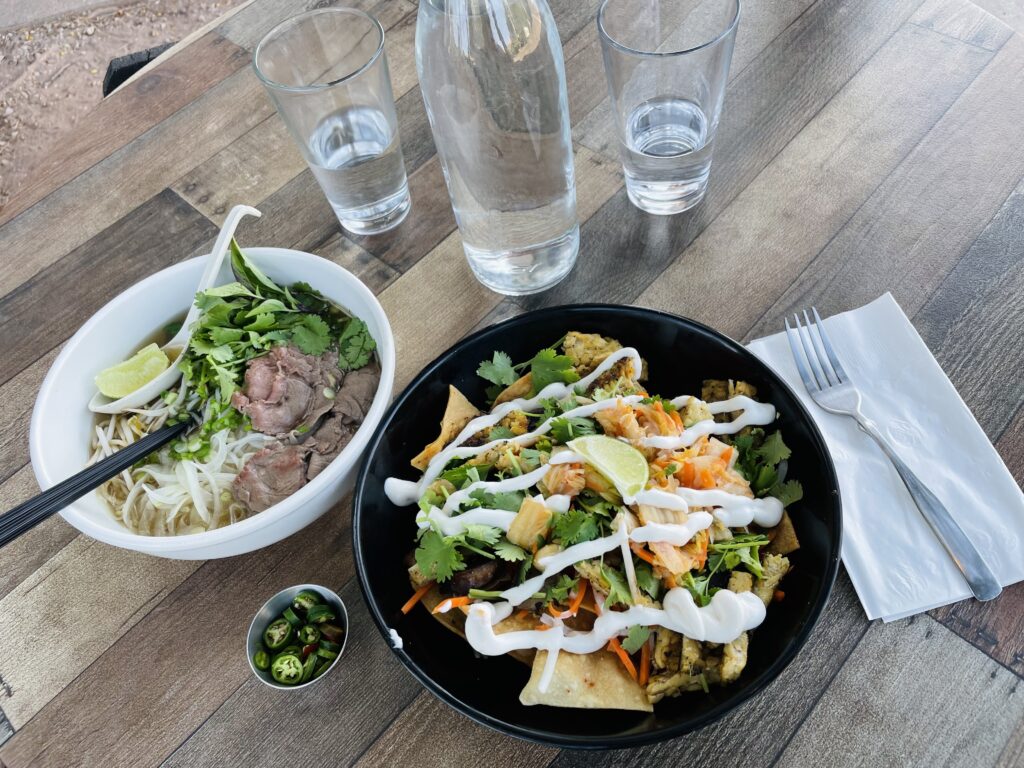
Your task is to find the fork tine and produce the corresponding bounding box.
[785,317,819,392]
[795,314,829,389]
[803,309,839,386]
[811,307,849,383]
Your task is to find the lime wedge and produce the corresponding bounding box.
[95,343,170,399]
[567,435,649,499]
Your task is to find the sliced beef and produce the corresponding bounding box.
[305,362,381,479]
[231,345,340,436]
[232,443,309,512]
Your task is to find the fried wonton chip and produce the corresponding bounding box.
[766,510,800,555]
[494,373,533,405]
[519,650,653,712]
[411,386,480,470]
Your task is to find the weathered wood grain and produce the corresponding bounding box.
[0,536,197,729]
[931,584,1024,678]
[314,232,401,294]
[0,31,251,226]
[0,467,77,603]
[0,506,351,768]
[548,573,869,768]
[996,716,1024,768]
[354,691,559,768]
[913,174,1024,438]
[0,708,12,750]
[748,30,1024,340]
[521,0,930,311]
[0,190,218,387]
[0,68,271,299]
[775,615,1024,767]
[0,349,56,487]
[639,10,1004,340]
[162,580,422,767]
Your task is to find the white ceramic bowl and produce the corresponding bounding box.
[29,247,395,559]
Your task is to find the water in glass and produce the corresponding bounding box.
[415,0,579,295]
[621,97,712,214]
[307,106,410,236]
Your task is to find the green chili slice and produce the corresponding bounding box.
[313,659,332,678]
[316,647,338,661]
[270,653,304,685]
[282,607,302,627]
[252,650,270,670]
[292,591,322,612]
[262,618,292,650]
[306,605,336,624]
[273,644,301,662]
[319,639,341,653]
[300,652,318,684]
[298,625,320,645]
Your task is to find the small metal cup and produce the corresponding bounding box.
[246,583,349,690]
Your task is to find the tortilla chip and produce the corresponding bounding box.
[766,510,800,555]
[519,650,653,712]
[411,386,480,470]
[494,373,533,405]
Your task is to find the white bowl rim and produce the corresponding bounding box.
[29,246,395,552]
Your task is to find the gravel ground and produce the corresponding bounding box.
[0,0,244,209]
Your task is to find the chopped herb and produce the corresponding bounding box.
[549,415,598,443]
[477,351,518,388]
[634,562,661,600]
[601,564,633,608]
[543,574,579,606]
[338,317,376,370]
[494,539,528,562]
[414,530,465,582]
[640,395,677,412]
[621,625,651,654]
[488,425,516,441]
[551,508,601,546]
[528,348,580,393]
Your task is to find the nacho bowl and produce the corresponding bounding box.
[353,304,841,748]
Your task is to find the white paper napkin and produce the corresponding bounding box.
[746,293,1024,621]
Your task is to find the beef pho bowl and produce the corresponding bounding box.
[30,246,394,559]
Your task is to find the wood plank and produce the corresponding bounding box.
[0,536,198,729]
[931,584,1024,679]
[0,31,251,226]
[638,9,1007,340]
[996,716,1024,768]
[0,507,350,768]
[162,580,422,767]
[0,708,11,750]
[0,69,271,299]
[0,190,219,387]
[912,174,1024,437]
[775,615,1024,767]
[0,467,77,603]
[748,30,1024,341]
[0,349,56,486]
[547,573,869,768]
[520,0,930,311]
[354,692,559,768]
[314,232,401,294]
[571,0,816,158]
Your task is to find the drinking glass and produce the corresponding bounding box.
[598,0,739,214]
[254,8,411,235]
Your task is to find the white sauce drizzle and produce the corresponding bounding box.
[466,588,766,692]
[639,395,777,450]
[388,628,404,650]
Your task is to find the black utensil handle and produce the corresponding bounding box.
[0,421,189,548]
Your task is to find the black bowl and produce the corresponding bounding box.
[353,304,841,749]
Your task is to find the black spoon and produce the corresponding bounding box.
[0,420,190,548]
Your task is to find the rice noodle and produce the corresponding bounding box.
[88,382,270,536]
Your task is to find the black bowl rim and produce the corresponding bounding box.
[353,303,842,750]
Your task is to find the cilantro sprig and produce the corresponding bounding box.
[733,429,804,508]
[475,341,580,403]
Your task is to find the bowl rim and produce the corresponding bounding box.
[29,246,395,552]
[246,583,349,690]
[352,303,842,749]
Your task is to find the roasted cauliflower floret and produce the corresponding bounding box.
[679,396,713,427]
[562,332,622,376]
[727,570,754,593]
[754,553,791,605]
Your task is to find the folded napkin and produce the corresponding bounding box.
[747,293,1024,621]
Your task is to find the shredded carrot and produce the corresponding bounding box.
[567,580,588,616]
[535,623,554,631]
[670,409,684,429]
[630,542,657,565]
[639,639,651,686]
[515,609,531,620]
[547,602,566,618]
[431,596,471,614]
[607,637,638,681]
[681,461,696,487]
[774,590,786,602]
[721,446,734,463]
[401,582,434,614]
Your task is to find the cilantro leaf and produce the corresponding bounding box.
[414,530,465,582]
[291,314,331,355]
[634,562,661,600]
[621,625,651,654]
[770,479,804,507]
[552,508,601,546]
[529,348,580,393]
[477,351,518,388]
[756,431,792,465]
[543,574,578,606]
[494,539,528,562]
[488,426,516,441]
[601,564,633,608]
[338,317,376,370]
[471,489,525,512]
[463,524,502,546]
[549,416,598,443]
[682,571,717,607]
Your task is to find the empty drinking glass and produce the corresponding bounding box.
[598,0,739,214]
[254,8,411,235]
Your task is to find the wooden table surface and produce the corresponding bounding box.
[1,0,1023,765]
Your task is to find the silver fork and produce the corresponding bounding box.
[785,308,1001,602]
